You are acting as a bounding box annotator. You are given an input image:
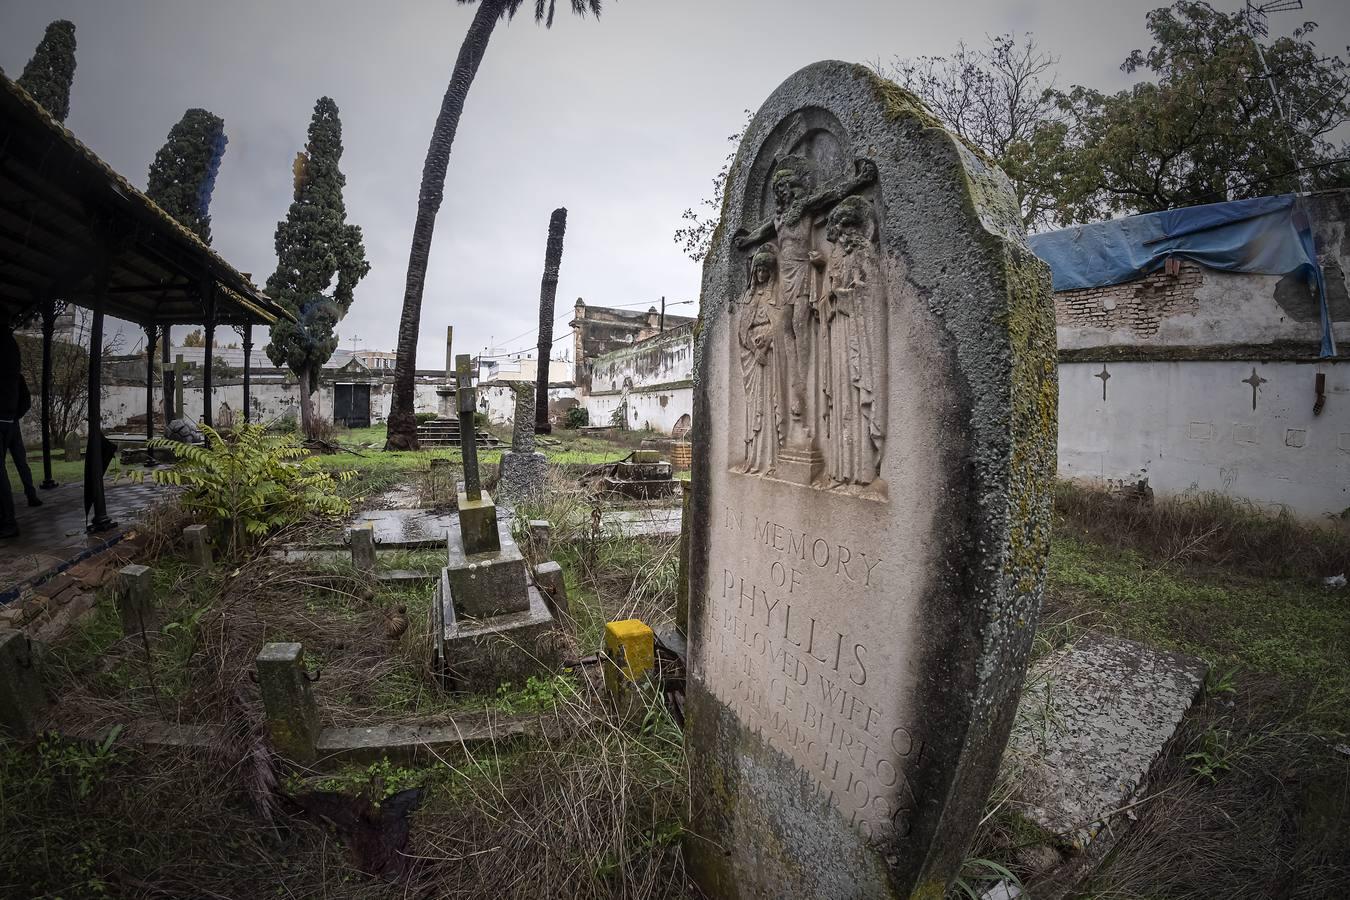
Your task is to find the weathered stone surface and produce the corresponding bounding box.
[510,383,537,453]
[350,524,376,572]
[256,642,321,763]
[183,523,212,569]
[684,61,1057,899]
[457,491,500,556]
[528,519,552,558]
[314,717,536,766]
[498,451,548,503]
[435,575,560,693]
[445,522,529,619]
[0,629,47,736]
[1005,636,1207,853]
[117,563,153,636]
[533,561,569,621]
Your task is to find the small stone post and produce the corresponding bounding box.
[351,524,376,572]
[117,564,153,636]
[528,519,552,559]
[63,431,81,462]
[0,630,47,737]
[183,524,212,569]
[534,561,569,620]
[255,642,320,763]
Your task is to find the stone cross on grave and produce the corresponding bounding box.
[455,354,500,555]
[455,354,480,498]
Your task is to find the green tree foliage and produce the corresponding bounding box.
[141,424,353,556]
[145,109,228,244]
[263,97,369,438]
[17,19,76,123]
[1049,1,1350,221]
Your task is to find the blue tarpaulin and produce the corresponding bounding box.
[1027,194,1336,357]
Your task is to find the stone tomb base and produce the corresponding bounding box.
[434,521,561,692]
[434,578,559,692]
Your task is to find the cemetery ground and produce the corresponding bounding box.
[1,424,1346,898]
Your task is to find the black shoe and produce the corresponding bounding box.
[26,494,42,507]
[0,524,18,539]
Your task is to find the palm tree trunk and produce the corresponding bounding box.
[533,207,567,434]
[386,0,503,450]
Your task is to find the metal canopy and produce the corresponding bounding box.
[0,73,290,327]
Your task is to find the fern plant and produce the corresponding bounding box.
[136,424,352,556]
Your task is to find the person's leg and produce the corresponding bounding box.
[6,423,39,504]
[0,423,17,537]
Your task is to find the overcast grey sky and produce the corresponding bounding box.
[3,0,1348,367]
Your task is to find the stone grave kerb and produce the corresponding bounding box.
[684,60,1057,898]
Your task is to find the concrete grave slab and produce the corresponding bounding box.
[1004,635,1207,852]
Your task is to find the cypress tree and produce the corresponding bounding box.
[145,109,228,244]
[17,20,77,123]
[264,97,370,438]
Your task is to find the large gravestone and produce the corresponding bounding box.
[685,61,1057,899]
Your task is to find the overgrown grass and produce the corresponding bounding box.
[961,485,1350,898]
[5,520,691,898]
[1047,518,1350,736]
[1055,480,1350,579]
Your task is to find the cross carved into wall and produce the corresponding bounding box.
[1095,365,1111,402]
[1242,368,1267,411]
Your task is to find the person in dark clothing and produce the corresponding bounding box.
[5,374,42,508]
[0,319,23,538]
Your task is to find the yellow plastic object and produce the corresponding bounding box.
[603,618,655,697]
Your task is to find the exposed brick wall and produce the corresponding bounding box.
[1054,262,1204,339]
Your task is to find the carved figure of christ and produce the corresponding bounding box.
[736,158,878,438]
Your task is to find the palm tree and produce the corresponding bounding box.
[385,0,604,450]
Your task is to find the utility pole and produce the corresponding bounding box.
[659,296,666,333]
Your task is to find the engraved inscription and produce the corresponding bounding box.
[706,504,923,839]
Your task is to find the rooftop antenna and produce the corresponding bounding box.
[1245,0,1310,192]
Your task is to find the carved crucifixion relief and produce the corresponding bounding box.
[731,135,887,492]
